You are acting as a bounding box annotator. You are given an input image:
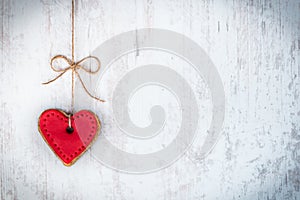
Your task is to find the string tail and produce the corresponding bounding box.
[76,71,105,102]
[42,70,69,85]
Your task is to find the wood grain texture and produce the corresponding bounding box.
[0,0,300,199]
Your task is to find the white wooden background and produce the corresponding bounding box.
[1,0,300,199]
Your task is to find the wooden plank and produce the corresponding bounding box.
[0,0,299,199]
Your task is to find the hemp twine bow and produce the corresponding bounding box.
[43,0,104,113]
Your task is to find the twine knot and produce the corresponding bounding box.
[43,55,105,103]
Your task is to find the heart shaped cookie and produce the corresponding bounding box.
[38,109,101,166]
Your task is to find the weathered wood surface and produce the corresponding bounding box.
[0,0,300,199]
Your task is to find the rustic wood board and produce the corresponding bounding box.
[0,0,299,199]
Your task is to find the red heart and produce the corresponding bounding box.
[38,109,101,166]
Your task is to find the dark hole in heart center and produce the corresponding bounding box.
[66,126,74,134]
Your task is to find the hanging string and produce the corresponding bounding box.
[43,0,104,113]
[71,0,75,112]
[71,0,75,62]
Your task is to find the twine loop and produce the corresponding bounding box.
[43,55,105,104]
